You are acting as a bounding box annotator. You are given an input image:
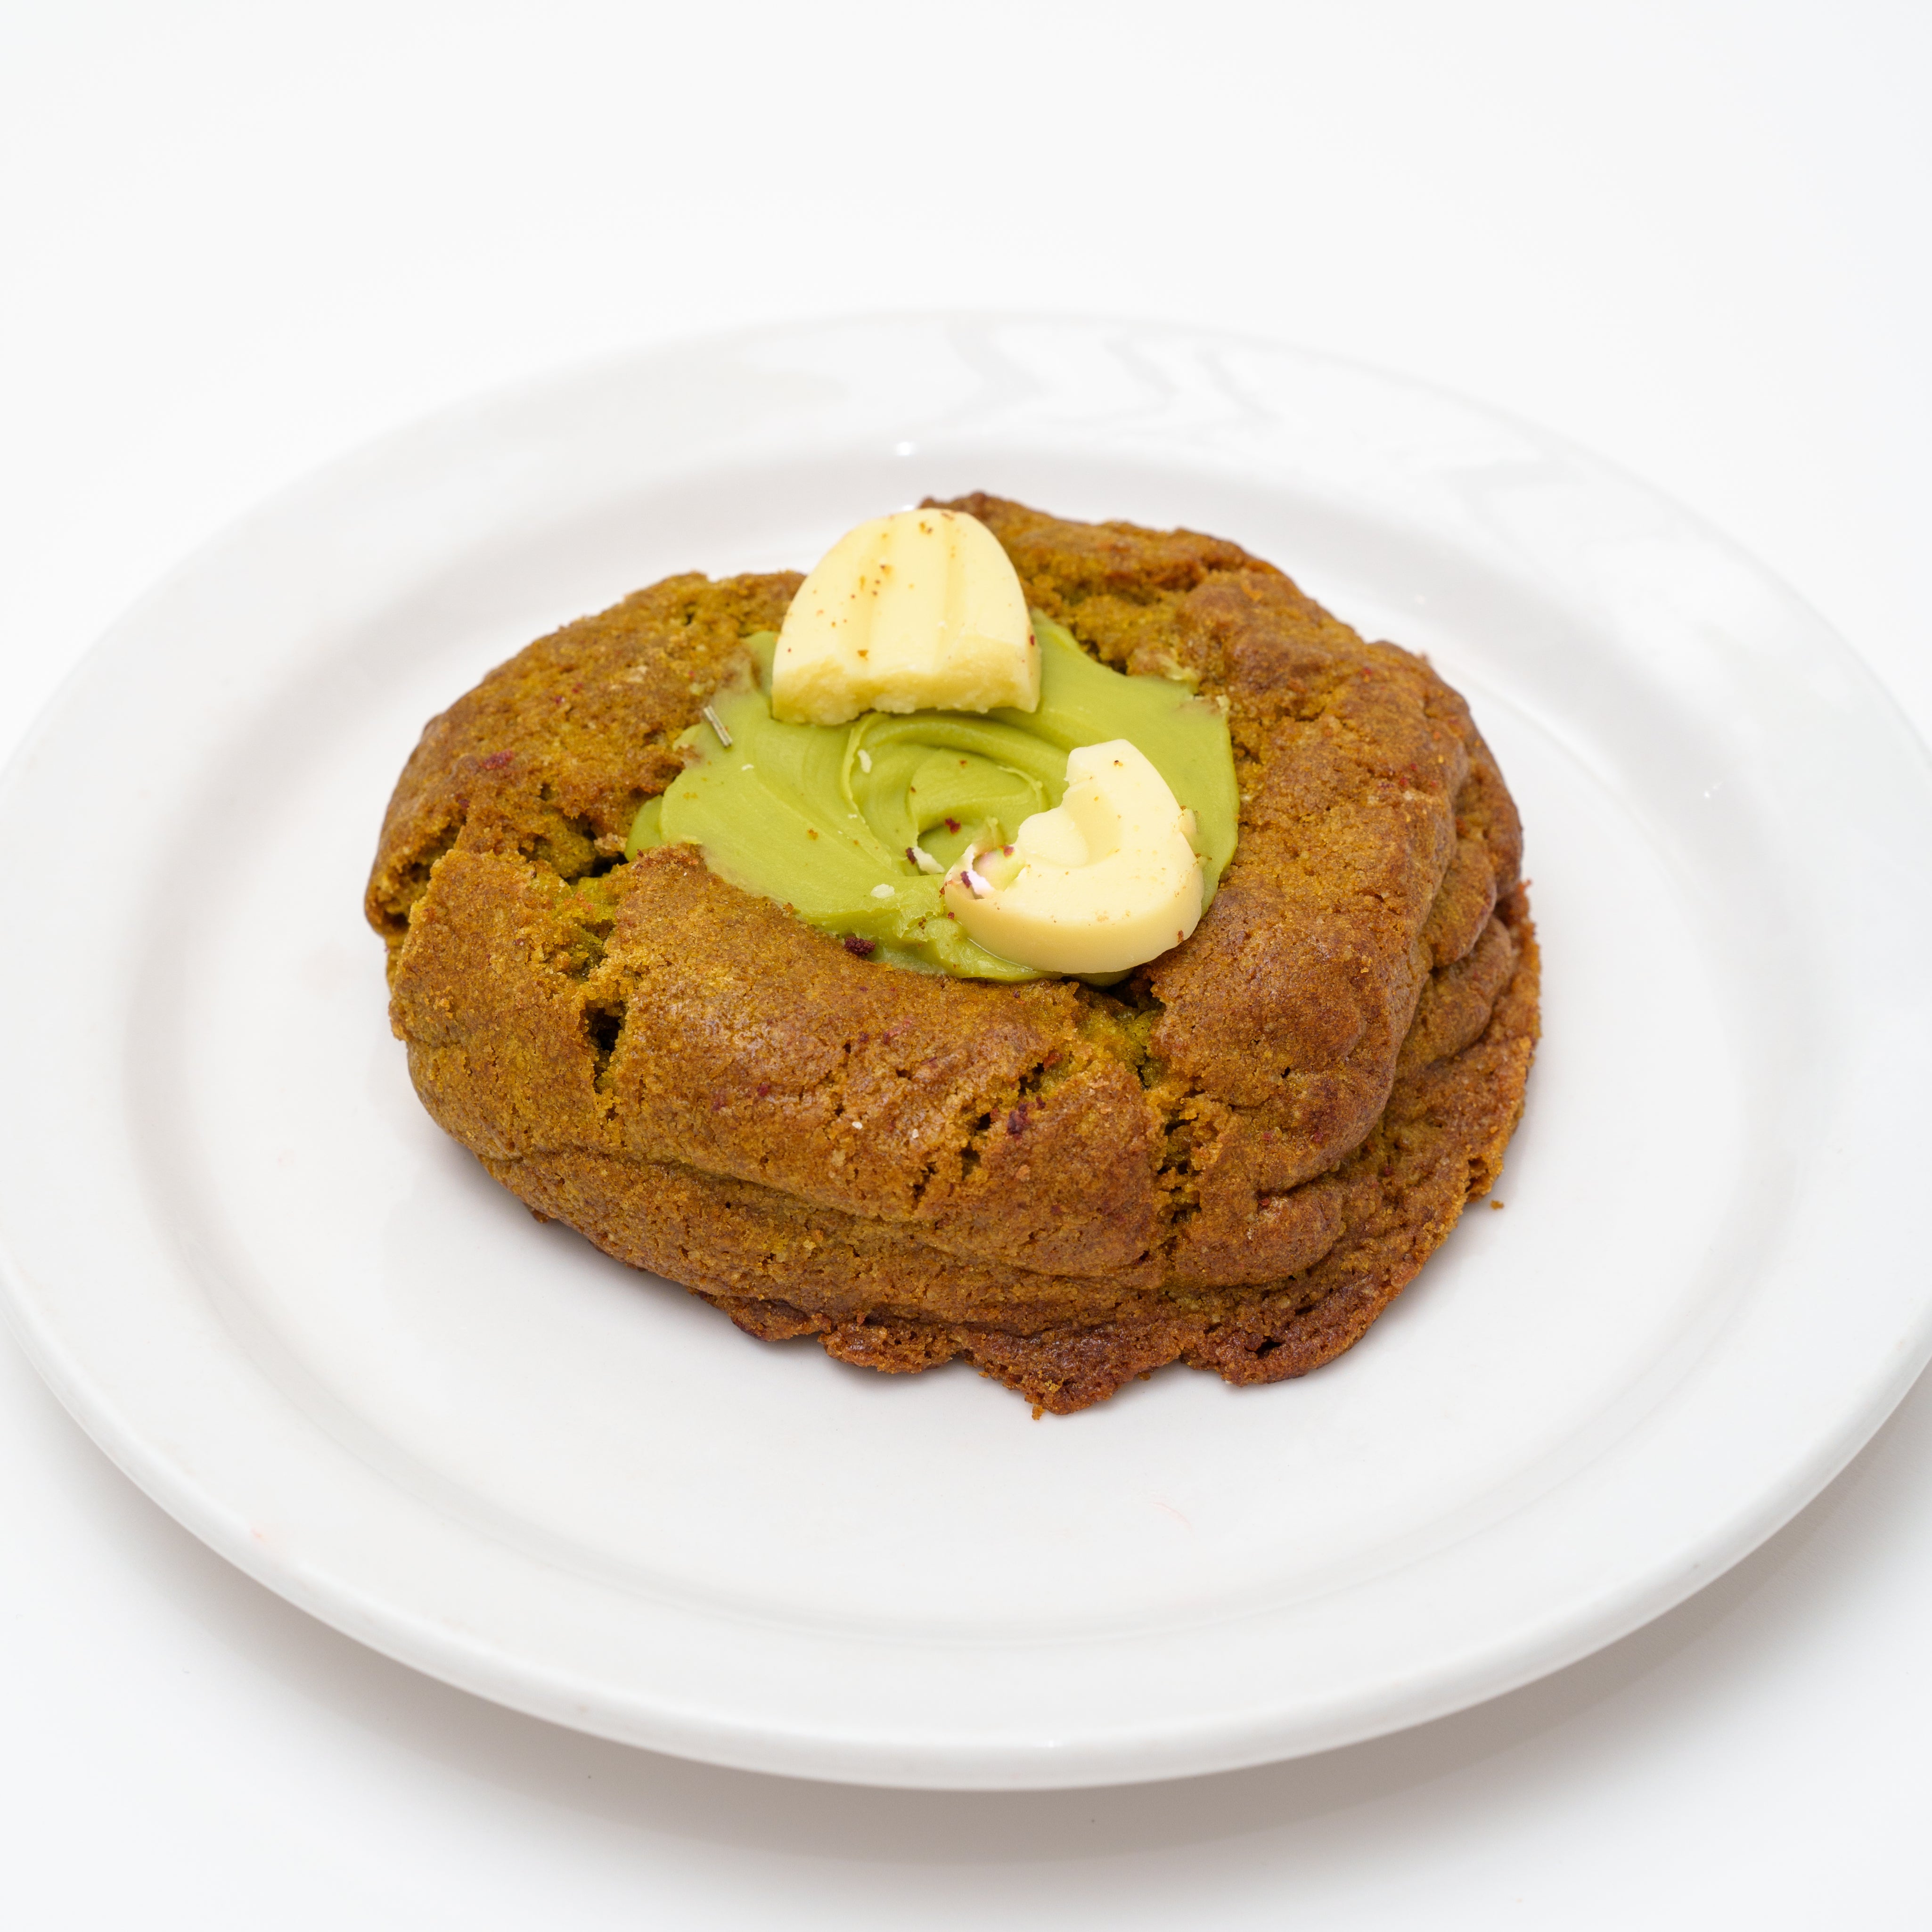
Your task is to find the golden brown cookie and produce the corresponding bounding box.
[367,498,1538,1413]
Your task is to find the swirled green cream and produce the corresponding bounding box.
[627,614,1237,980]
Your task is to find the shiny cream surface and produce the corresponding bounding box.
[629,614,1236,979]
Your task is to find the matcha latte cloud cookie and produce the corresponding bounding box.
[366,496,1539,1415]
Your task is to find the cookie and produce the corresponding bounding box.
[367,497,1538,1413]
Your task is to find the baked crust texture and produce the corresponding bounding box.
[367,497,1539,1413]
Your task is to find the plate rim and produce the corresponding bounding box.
[3,311,1931,1788]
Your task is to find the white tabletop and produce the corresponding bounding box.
[4,4,1929,1923]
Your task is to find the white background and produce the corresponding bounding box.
[3,2,1929,1924]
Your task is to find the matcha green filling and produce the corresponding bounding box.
[626,614,1237,980]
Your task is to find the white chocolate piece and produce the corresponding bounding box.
[942,740,1204,974]
[771,509,1038,725]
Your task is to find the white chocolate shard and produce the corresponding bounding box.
[771,509,1039,725]
[941,740,1204,975]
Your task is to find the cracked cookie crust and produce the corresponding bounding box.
[367,497,1539,1413]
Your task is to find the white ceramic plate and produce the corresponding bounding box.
[2,317,1928,1790]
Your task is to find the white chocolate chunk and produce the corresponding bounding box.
[771,509,1039,725]
[942,740,1204,974]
